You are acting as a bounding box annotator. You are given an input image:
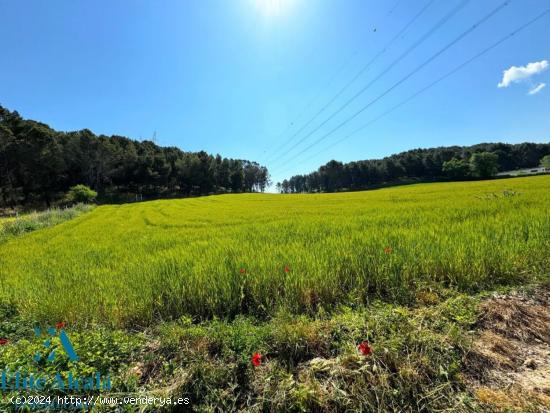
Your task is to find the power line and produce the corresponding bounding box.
[263,0,424,164]
[269,0,469,166]
[270,0,510,174]
[293,6,550,170]
[261,48,361,164]
[265,0,436,164]
[387,0,402,16]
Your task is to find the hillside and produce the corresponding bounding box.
[281,142,550,193]
[0,105,269,208]
[2,175,548,325]
[0,176,549,411]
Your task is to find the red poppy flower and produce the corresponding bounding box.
[251,352,262,367]
[358,341,373,356]
[384,246,393,255]
[240,268,246,274]
[0,338,8,346]
[55,322,66,329]
[284,265,291,273]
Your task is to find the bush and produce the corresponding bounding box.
[442,158,470,179]
[469,152,499,178]
[66,184,97,204]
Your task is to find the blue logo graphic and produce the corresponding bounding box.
[33,326,79,362]
[1,326,110,392]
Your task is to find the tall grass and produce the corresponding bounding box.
[0,204,94,243]
[0,176,548,327]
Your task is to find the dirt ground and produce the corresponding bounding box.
[465,283,550,412]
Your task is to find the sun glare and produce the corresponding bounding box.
[253,0,292,17]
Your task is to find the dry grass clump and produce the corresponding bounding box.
[465,285,550,412]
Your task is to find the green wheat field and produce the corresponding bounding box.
[1,175,548,327]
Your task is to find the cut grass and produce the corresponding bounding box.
[0,176,548,327]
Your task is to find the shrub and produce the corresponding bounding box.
[469,152,499,178]
[442,158,470,179]
[66,184,97,204]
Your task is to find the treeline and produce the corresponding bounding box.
[0,106,270,207]
[278,142,550,193]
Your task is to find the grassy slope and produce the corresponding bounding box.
[0,204,94,244]
[0,177,549,411]
[0,176,549,327]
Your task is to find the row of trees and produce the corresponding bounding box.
[277,143,549,193]
[0,106,270,207]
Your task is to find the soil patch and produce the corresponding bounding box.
[465,284,550,412]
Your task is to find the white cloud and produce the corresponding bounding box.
[497,60,548,88]
[528,82,546,95]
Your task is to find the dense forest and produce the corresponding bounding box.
[0,106,270,207]
[278,142,550,193]
[2,105,548,205]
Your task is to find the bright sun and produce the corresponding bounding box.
[253,0,292,16]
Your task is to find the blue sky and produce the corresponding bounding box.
[1,0,549,187]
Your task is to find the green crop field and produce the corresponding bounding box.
[1,176,548,327]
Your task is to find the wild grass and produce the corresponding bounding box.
[0,291,481,412]
[146,294,480,412]
[0,204,94,243]
[0,176,548,327]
